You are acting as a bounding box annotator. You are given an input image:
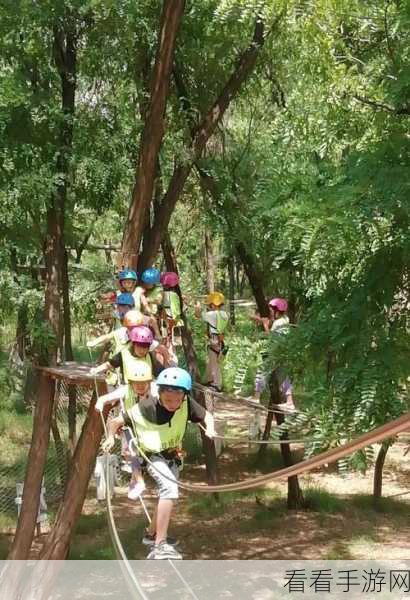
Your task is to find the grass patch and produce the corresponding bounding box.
[187,489,258,518]
[350,494,410,518]
[324,541,352,560]
[74,512,107,535]
[304,486,345,513]
[0,535,11,559]
[247,447,284,473]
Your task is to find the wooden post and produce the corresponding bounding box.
[39,381,108,559]
[8,372,55,559]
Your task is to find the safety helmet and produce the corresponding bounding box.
[268,297,288,312]
[206,291,225,306]
[118,269,138,282]
[156,367,192,392]
[123,310,144,328]
[129,325,154,345]
[141,267,161,285]
[127,361,153,382]
[117,292,135,307]
[160,271,180,288]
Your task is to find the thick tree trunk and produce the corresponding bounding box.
[8,373,55,559]
[373,442,389,500]
[39,382,108,560]
[205,231,215,293]
[9,16,78,562]
[162,232,219,485]
[140,18,266,266]
[121,0,185,268]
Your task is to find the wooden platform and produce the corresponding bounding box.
[37,362,106,386]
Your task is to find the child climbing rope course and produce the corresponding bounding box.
[101,367,216,560]
[195,292,229,392]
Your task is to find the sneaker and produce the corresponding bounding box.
[142,530,178,546]
[121,462,133,474]
[127,480,146,500]
[147,541,182,560]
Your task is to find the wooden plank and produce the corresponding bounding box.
[36,362,105,385]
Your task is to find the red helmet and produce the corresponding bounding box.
[129,325,154,345]
[268,298,288,312]
[160,271,180,287]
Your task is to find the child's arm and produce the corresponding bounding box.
[90,361,111,376]
[102,415,125,452]
[87,331,115,348]
[95,385,127,412]
[144,315,161,340]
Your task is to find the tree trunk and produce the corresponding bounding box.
[228,255,236,325]
[120,0,185,268]
[205,231,215,293]
[373,442,389,500]
[9,15,78,562]
[263,371,304,509]
[140,18,266,267]
[162,231,219,485]
[197,166,269,317]
[8,373,55,559]
[39,382,108,560]
[62,249,77,455]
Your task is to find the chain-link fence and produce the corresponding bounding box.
[0,376,93,528]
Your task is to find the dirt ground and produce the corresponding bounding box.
[1,399,409,561]
[68,436,410,561]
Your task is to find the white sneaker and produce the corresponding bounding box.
[128,480,146,500]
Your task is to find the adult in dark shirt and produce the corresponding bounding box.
[103,367,215,560]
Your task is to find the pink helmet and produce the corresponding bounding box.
[160,271,180,287]
[269,297,288,312]
[129,325,154,345]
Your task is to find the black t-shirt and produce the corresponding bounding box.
[109,351,163,377]
[123,394,206,427]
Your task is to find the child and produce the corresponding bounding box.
[252,297,295,409]
[87,302,142,356]
[117,269,138,295]
[159,271,183,356]
[96,361,154,499]
[90,325,172,383]
[102,367,216,560]
[195,292,229,392]
[137,268,163,317]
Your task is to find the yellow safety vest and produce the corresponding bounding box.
[112,328,128,354]
[121,347,152,384]
[162,291,182,321]
[215,311,228,334]
[145,286,163,316]
[129,400,188,453]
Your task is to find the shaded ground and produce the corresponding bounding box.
[1,397,409,560]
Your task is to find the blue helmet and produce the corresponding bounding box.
[116,292,135,307]
[118,269,137,281]
[156,367,192,392]
[141,267,160,285]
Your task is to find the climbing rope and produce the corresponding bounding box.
[131,411,410,494]
[193,382,300,416]
[90,357,200,598]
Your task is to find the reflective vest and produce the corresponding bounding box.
[121,347,152,383]
[162,291,181,320]
[145,286,163,316]
[112,327,128,354]
[128,400,188,453]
